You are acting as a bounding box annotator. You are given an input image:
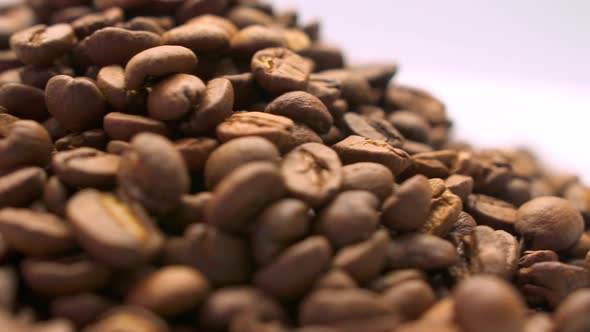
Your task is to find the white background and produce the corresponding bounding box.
[274,0,590,181]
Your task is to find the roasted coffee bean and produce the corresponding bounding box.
[147,73,205,121]
[216,111,295,149]
[0,83,48,120]
[307,76,341,107]
[342,112,404,148]
[299,43,345,72]
[230,25,287,57]
[266,91,333,134]
[0,208,74,256]
[51,293,114,328]
[388,111,431,143]
[382,175,432,232]
[66,189,164,267]
[43,176,71,217]
[251,47,312,94]
[316,191,379,248]
[179,77,234,135]
[499,177,532,207]
[454,276,526,332]
[444,174,473,204]
[460,225,520,279]
[554,289,590,332]
[183,223,252,286]
[174,137,218,173]
[103,112,168,141]
[96,65,147,111]
[467,194,517,232]
[222,72,261,109]
[332,229,389,283]
[55,128,108,151]
[52,147,120,188]
[519,250,559,268]
[281,143,342,207]
[387,233,457,270]
[70,7,124,39]
[42,117,68,141]
[0,167,46,208]
[314,269,358,291]
[420,179,463,236]
[199,286,285,332]
[518,261,590,307]
[205,136,279,189]
[83,306,169,332]
[385,85,448,125]
[341,162,393,202]
[10,24,77,66]
[21,254,112,296]
[175,0,229,23]
[124,45,198,90]
[0,267,17,310]
[120,16,166,35]
[0,120,52,170]
[127,266,210,317]
[381,279,435,321]
[516,196,584,251]
[251,198,310,266]
[227,6,276,28]
[0,50,21,73]
[206,161,285,232]
[45,75,106,132]
[163,20,234,54]
[118,133,189,215]
[167,192,211,230]
[81,27,162,66]
[255,236,332,300]
[20,64,74,89]
[332,135,412,176]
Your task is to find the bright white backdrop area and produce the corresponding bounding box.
[274,0,590,181]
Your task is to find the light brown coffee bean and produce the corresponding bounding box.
[124,45,197,90]
[385,85,448,125]
[174,137,218,173]
[387,233,457,270]
[52,148,120,189]
[341,162,394,202]
[420,179,462,237]
[51,293,114,328]
[127,266,210,317]
[516,196,584,251]
[180,77,234,135]
[81,27,162,66]
[251,47,312,94]
[83,306,169,332]
[10,24,77,66]
[66,189,164,267]
[70,7,124,39]
[0,83,48,120]
[381,279,436,321]
[147,73,205,121]
[554,289,590,332]
[103,112,169,141]
[255,236,332,300]
[216,111,295,151]
[333,229,389,283]
[45,75,106,132]
[230,25,287,57]
[444,174,473,204]
[43,176,71,217]
[163,21,233,54]
[0,208,74,257]
[265,91,333,134]
[118,133,189,215]
[206,161,285,233]
[281,143,342,207]
[382,175,432,232]
[332,135,412,176]
[342,112,405,148]
[467,194,517,232]
[96,65,147,111]
[0,120,52,170]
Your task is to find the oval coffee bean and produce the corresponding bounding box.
[204,136,280,189]
[0,167,46,208]
[147,73,206,121]
[216,111,294,150]
[381,175,432,232]
[444,174,473,204]
[251,47,312,94]
[254,236,332,300]
[387,233,457,270]
[20,64,74,89]
[81,27,162,66]
[51,293,114,328]
[180,77,234,135]
[97,65,147,111]
[461,225,520,279]
[230,25,287,57]
[45,75,106,132]
[516,196,584,251]
[251,198,310,266]
[281,143,342,207]
[70,7,124,39]
[265,91,333,134]
[43,176,71,217]
[316,191,380,248]
[385,85,448,125]
[0,83,48,120]
[103,112,168,141]
[83,306,169,332]
[467,194,518,232]
[21,255,112,296]
[52,147,120,189]
[454,276,526,332]
[163,22,233,54]
[127,266,210,317]
[332,229,389,283]
[332,135,412,176]
[118,133,189,215]
[10,24,77,66]
[0,120,52,170]
[381,279,436,322]
[388,111,431,143]
[0,208,74,256]
[124,45,197,90]
[175,0,229,23]
[206,161,285,233]
[342,112,404,148]
[341,162,394,202]
[554,289,590,332]
[66,189,164,267]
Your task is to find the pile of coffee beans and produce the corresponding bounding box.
[0,0,589,331]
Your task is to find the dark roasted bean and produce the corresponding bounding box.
[0,167,46,208]
[342,112,404,148]
[0,83,48,120]
[81,27,162,66]
[382,175,432,232]
[266,91,333,134]
[251,47,311,94]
